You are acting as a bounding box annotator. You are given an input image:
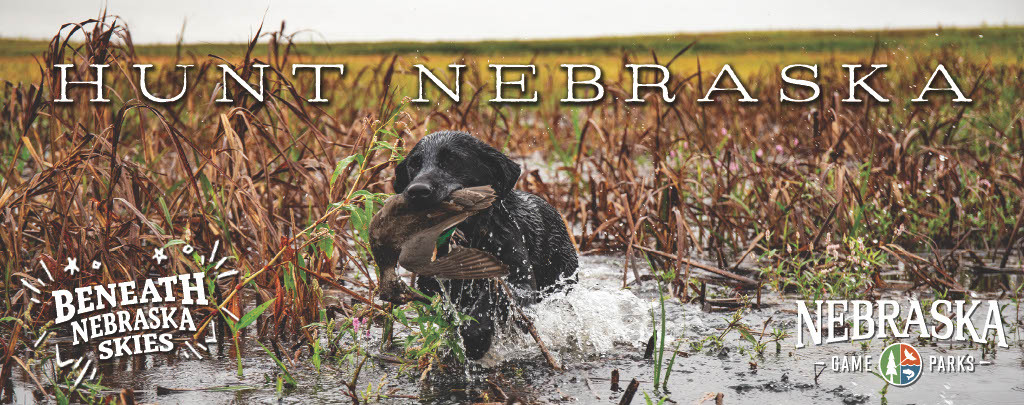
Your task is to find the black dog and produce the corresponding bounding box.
[393,130,578,359]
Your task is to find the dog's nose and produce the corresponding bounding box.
[405,183,433,201]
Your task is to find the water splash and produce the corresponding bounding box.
[479,278,651,365]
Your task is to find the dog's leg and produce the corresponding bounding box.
[460,296,499,360]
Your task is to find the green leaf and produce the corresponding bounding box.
[739,328,757,345]
[199,173,213,198]
[317,227,334,259]
[330,154,363,187]
[158,197,173,233]
[236,299,276,331]
[258,341,296,386]
[296,247,306,268]
[350,190,389,205]
[284,264,296,292]
[162,239,187,249]
[446,336,466,363]
[311,337,322,373]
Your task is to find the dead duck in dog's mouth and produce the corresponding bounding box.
[369,185,509,304]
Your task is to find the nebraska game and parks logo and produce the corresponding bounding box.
[878,343,922,386]
[796,299,1001,386]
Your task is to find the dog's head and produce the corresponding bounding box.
[394,131,521,207]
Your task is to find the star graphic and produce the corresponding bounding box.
[63,258,79,275]
[91,260,102,270]
[153,248,168,265]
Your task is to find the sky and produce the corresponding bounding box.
[1,0,1022,44]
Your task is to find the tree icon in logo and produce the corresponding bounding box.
[878,343,922,386]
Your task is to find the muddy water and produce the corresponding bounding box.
[10,255,1024,404]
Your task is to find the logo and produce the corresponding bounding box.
[879,343,922,386]
[800,299,986,383]
[19,241,231,391]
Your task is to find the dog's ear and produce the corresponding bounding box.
[393,158,410,193]
[486,147,522,197]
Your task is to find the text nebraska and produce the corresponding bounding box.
[51,63,971,105]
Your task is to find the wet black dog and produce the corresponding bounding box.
[393,130,578,359]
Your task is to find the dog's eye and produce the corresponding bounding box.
[407,157,421,171]
[437,151,451,169]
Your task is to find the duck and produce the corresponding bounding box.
[369,185,509,304]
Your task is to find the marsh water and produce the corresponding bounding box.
[9,255,1024,404]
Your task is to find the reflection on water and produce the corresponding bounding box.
[9,255,1024,404]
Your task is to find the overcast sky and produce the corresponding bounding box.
[1,0,1022,43]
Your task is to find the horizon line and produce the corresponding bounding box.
[1,23,1020,46]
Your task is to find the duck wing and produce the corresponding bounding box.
[410,247,508,279]
[398,211,476,270]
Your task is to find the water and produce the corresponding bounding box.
[9,255,1024,404]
